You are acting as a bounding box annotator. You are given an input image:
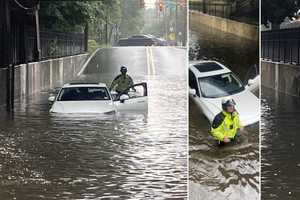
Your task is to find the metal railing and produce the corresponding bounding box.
[0,27,86,68]
[262,28,300,65]
[26,29,85,62]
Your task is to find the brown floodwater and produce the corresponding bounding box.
[0,47,188,199]
[189,23,259,200]
[261,87,300,200]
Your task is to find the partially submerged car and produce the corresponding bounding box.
[189,60,259,126]
[49,82,147,114]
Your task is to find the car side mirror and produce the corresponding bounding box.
[110,91,118,101]
[189,88,197,97]
[48,95,55,102]
[247,79,255,86]
[120,94,129,103]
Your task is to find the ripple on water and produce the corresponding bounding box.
[0,75,187,199]
[261,87,300,200]
[188,25,259,200]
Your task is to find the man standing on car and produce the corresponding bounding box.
[110,66,134,94]
[211,97,244,145]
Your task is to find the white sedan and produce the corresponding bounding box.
[189,60,260,126]
[49,82,148,114]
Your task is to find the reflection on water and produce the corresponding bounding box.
[261,87,300,200]
[189,24,259,199]
[0,75,187,198]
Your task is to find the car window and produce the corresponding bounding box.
[131,35,146,39]
[189,69,200,96]
[127,84,146,99]
[198,73,244,98]
[57,87,110,101]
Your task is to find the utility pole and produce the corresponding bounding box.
[164,5,168,39]
[3,0,14,111]
[105,7,108,46]
[175,0,178,45]
[33,4,41,61]
[84,23,88,52]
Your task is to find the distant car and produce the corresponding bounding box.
[153,38,169,46]
[189,60,259,126]
[49,82,148,114]
[118,35,156,46]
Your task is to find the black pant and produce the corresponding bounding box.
[217,131,240,146]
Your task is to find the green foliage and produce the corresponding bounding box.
[87,39,111,53]
[39,1,92,32]
[262,0,300,25]
[39,0,144,46]
[48,38,59,56]
[119,0,144,38]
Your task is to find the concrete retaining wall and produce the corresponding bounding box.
[0,53,88,106]
[262,60,300,97]
[189,10,258,41]
[0,68,8,108]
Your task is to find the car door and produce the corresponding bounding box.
[114,82,148,111]
[189,69,210,117]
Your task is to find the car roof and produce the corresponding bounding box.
[130,34,151,38]
[189,60,232,78]
[62,82,107,88]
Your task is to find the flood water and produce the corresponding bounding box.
[189,24,259,200]
[261,87,300,200]
[0,47,187,199]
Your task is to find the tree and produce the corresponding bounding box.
[119,0,144,38]
[39,1,93,32]
[262,0,300,26]
[38,0,143,46]
[88,0,122,45]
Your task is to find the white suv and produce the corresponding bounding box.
[49,82,147,114]
[189,60,259,126]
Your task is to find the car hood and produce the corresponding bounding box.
[202,90,260,126]
[50,101,115,114]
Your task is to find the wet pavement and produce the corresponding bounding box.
[261,87,300,200]
[0,47,188,199]
[189,23,259,200]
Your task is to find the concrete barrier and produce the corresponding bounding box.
[0,53,88,106]
[0,68,7,108]
[262,60,300,97]
[189,10,258,41]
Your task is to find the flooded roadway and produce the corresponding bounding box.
[189,23,259,200]
[261,87,300,200]
[0,47,188,199]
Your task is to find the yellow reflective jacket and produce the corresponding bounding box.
[211,111,241,141]
[110,74,133,93]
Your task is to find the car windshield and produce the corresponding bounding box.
[57,87,110,101]
[198,73,244,98]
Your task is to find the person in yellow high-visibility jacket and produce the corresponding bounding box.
[211,98,244,144]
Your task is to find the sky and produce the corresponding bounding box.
[144,0,156,9]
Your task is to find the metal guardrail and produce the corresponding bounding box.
[262,28,300,65]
